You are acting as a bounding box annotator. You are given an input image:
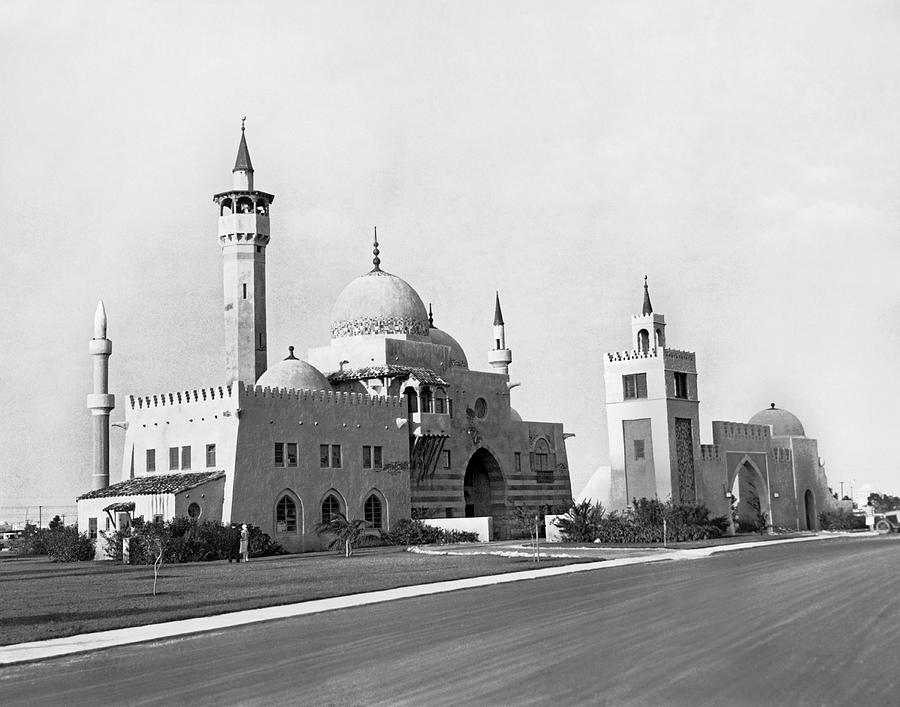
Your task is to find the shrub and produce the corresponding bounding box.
[553,498,729,544]
[383,518,478,545]
[43,526,95,562]
[818,509,866,530]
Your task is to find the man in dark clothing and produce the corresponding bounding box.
[228,524,241,563]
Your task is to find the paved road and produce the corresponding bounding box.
[2,536,898,706]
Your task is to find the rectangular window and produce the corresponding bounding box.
[634,439,645,460]
[181,446,191,470]
[448,399,453,418]
[373,445,382,469]
[88,517,98,539]
[274,442,285,467]
[242,283,247,299]
[153,514,164,524]
[331,444,342,468]
[258,333,265,350]
[623,373,648,400]
[443,449,452,469]
[146,449,156,472]
[169,447,179,470]
[206,444,216,468]
[674,372,688,399]
[363,445,372,469]
[515,452,522,472]
[320,444,330,468]
[286,443,298,466]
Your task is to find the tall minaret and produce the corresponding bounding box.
[488,291,512,375]
[87,301,115,490]
[213,119,275,383]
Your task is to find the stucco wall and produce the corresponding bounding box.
[230,383,410,552]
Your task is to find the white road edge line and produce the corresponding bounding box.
[0,532,869,666]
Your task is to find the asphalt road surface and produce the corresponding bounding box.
[2,536,898,706]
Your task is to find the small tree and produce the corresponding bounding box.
[132,520,170,595]
[315,512,373,557]
[553,499,605,543]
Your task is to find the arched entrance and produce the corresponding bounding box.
[463,448,507,537]
[804,489,817,531]
[728,459,772,534]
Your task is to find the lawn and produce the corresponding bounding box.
[0,547,600,646]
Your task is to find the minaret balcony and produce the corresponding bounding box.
[218,213,270,238]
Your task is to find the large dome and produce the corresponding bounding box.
[331,269,430,338]
[430,326,468,369]
[256,351,332,391]
[749,404,805,437]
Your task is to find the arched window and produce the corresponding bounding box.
[220,198,233,216]
[405,387,418,414]
[533,439,551,472]
[237,196,254,214]
[364,494,384,529]
[637,329,650,353]
[255,201,268,216]
[655,328,663,348]
[421,387,433,413]
[276,495,297,533]
[322,494,342,524]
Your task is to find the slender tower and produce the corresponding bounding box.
[488,291,512,375]
[87,300,115,490]
[213,119,275,383]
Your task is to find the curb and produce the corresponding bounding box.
[0,531,867,666]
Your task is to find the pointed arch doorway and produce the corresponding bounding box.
[463,448,507,537]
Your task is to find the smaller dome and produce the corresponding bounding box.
[749,404,805,437]
[430,327,468,369]
[510,407,523,422]
[257,353,331,392]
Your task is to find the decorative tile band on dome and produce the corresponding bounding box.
[331,316,431,338]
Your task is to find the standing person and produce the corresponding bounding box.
[228,524,240,563]
[239,524,250,563]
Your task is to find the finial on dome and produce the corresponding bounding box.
[285,346,298,360]
[642,275,653,315]
[371,226,381,272]
[770,402,776,409]
[428,303,434,327]
[241,116,246,132]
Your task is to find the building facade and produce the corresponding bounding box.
[604,281,838,532]
[77,127,574,550]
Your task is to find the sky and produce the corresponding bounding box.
[2,0,899,522]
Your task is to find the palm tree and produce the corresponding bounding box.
[315,511,373,557]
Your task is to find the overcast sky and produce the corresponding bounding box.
[2,0,899,521]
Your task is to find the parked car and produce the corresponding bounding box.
[874,511,900,533]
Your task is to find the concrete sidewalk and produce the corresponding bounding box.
[0,532,870,667]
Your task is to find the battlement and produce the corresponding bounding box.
[715,421,771,440]
[129,385,234,409]
[773,447,793,463]
[606,348,661,362]
[700,444,720,461]
[663,348,695,362]
[239,382,402,408]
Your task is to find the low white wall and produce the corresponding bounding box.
[423,517,493,542]
[544,514,565,543]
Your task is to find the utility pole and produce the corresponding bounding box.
[38,506,42,529]
[839,481,845,499]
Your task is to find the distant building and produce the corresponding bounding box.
[77,126,573,550]
[603,279,838,532]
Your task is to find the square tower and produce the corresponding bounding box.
[603,281,700,509]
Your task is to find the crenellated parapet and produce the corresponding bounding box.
[715,421,771,440]
[700,444,720,461]
[607,348,661,362]
[773,447,793,463]
[130,385,234,409]
[239,381,403,408]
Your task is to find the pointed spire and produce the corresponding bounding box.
[371,226,381,272]
[233,117,254,173]
[642,275,653,315]
[93,300,107,339]
[493,291,504,326]
[428,303,434,328]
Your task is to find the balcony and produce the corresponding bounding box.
[412,411,451,436]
